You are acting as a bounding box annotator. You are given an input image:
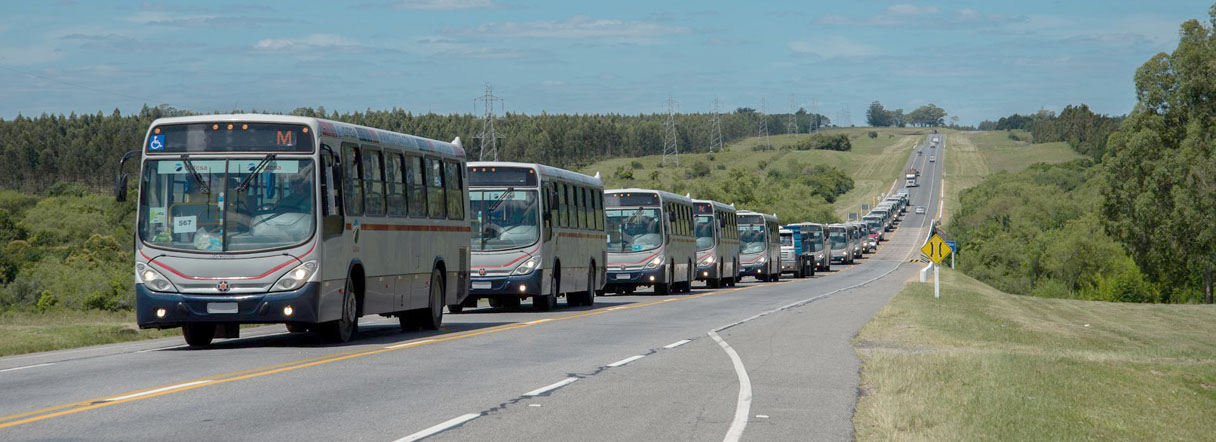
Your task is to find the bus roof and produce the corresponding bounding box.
[737,210,778,223]
[148,114,465,158]
[468,161,603,188]
[605,188,692,206]
[691,199,736,213]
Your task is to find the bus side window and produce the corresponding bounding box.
[362,148,385,217]
[444,160,464,220]
[576,186,587,229]
[385,152,404,217]
[426,157,445,219]
[342,144,364,217]
[542,184,553,241]
[320,147,338,217]
[406,155,426,218]
[592,191,602,231]
[558,183,568,228]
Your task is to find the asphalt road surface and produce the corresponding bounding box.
[0,135,945,442]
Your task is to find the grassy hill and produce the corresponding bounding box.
[854,269,1216,440]
[581,127,929,223]
[941,130,1081,224]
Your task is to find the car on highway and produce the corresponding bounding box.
[929,155,936,162]
[916,206,926,214]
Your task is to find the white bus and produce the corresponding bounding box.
[116,115,470,347]
[463,162,606,311]
[738,211,782,282]
[693,199,740,288]
[604,189,697,295]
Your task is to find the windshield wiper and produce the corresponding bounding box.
[180,155,209,192]
[236,154,276,192]
[479,188,515,251]
[487,187,514,213]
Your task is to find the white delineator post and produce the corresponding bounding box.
[934,263,940,299]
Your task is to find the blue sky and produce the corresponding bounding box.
[0,1,1205,124]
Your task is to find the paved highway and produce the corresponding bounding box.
[0,135,945,442]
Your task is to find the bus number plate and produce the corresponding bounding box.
[613,273,631,280]
[472,282,492,290]
[206,302,238,314]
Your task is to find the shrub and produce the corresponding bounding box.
[614,166,634,180]
[867,131,879,139]
[630,160,644,169]
[686,161,711,179]
[716,164,726,170]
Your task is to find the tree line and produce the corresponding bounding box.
[865,101,947,127]
[0,105,834,194]
[977,105,1123,160]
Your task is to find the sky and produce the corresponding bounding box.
[0,0,1206,124]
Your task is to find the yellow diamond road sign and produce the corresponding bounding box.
[921,233,953,265]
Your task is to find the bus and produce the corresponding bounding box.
[693,199,740,288]
[828,223,854,265]
[116,115,470,347]
[464,162,606,311]
[738,211,781,282]
[604,189,696,295]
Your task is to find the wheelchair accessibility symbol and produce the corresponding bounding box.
[149,135,165,151]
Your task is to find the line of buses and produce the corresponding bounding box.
[117,115,907,347]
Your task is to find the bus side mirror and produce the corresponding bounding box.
[114,149,140,203]
[115,175,128,202]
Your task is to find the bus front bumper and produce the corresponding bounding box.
[136,282,321,329]
[695,264,719,281]
[605,266,666,289]
[739,262,767,276]
[469,271,544,298]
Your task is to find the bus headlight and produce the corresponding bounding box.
[136,263,177,293]
[698,256,715,267]
[272,261,318,292]
[644,256,664,270]
[513,257,540,275]
[756,257,768,265]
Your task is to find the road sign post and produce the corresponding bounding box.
[920,234,953,299]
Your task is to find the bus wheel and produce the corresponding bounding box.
[415,269,443,331]
[324,277,359,343]
[182,324,215,348]
[535,272,557,311]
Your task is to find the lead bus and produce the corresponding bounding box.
[116,115,470,347]
[604,189,696,295]
[693,199,740,288]
[738,211,782,282]
[464,162,606,311]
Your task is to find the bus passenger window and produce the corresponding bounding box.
[342,145,364,216]
[362,149,385,217]
[426,157,445,219]
[406,155,426,217]
[558,183,568,228]
[576,187,587,229]
[385,153,405,217]
[445,160,463,220]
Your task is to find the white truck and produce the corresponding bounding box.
[905,167,919,187]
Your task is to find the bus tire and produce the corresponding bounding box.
[415,269,443,331]
[655,265,672,295]
[535,271,557,311]
[182,323,215,348]
[324,276,359,342]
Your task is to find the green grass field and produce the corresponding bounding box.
[941,130,1080,224]
[853,269,1216,440]
[0,310,179,356]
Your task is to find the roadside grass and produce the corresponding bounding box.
[0,310,178,357]
[853,269,1216,441]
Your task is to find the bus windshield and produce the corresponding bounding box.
[807,229,824,252]
[470,189,539,251]
[830,229,848,249]
[138,159,316,252]
[606,208,663,253]
[780,232,793,247]
[739,223,767,254]
[695,215,716,251]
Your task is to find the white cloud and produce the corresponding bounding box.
[788,36,878,58]
[388,0,500,10]
[815,5,1020,27]
[254,34,359,51]
[413,36,536,59]
[884,4,940,16]
[459,16,689,39]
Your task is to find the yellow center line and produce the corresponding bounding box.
[0,280,773,430]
